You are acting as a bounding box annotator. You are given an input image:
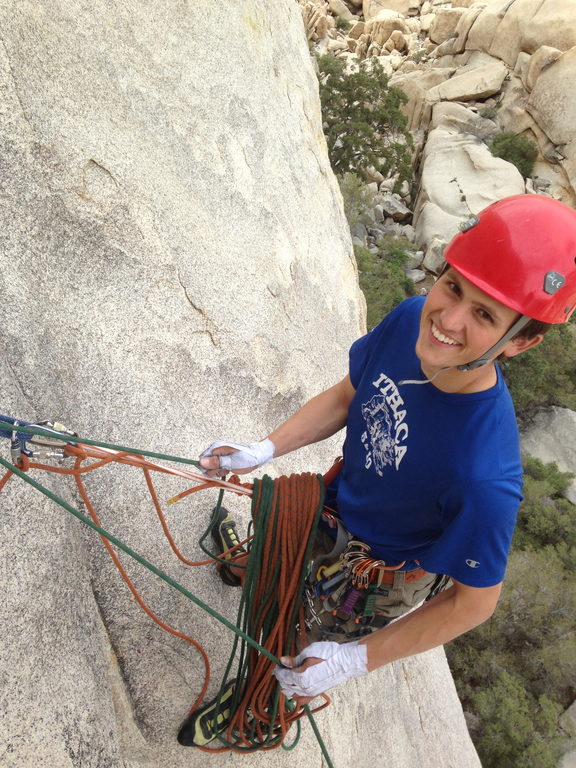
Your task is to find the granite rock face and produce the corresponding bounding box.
[0,2,480,768]
[520,407,576,505]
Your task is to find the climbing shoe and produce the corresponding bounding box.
[211,506,246,587]
[177,679,237,746]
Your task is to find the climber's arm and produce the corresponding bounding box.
[267,374,355,457]
[361,578,502,669]
[274,579,502,704]
[199,375,355,475]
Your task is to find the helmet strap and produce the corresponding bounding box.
[399,314,532,386]
[457,314,531,371]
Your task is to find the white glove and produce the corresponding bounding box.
[273,641,368,698]
[199,439,275,472]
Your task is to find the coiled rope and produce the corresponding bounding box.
[0,419,335,765]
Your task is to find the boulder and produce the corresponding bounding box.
[365,8,410,47]
[328,0,355,20]
[427,61,508,102]
[349,20,367,38]
[560,700,576,739]
[489,0,576,67]
[430,101,497,142]
[379,194,413,221]
[465,0,509,54]
[390,67,456,131]
[414,114,525,250]
[363,0,414,18]
[495,70,536,134]
[459,0,576,68]
[528,47,576,193]
[520,408,576,505]
[527,47,576,147]
[514,50,532,83]
[429,8,467,45]
[404,249,425,269]
[384,29,410,53]
[423,233,450,274]
[328,38,350,51]
[406,268,426,283]
[300,0,330,40]
[525,44,562,91]
[560,748,576,768]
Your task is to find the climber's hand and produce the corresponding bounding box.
[274,640,368,705]
[199,439,275,477]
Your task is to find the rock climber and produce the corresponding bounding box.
[200,194,576,710]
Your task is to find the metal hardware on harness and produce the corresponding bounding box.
[332,586,362,622]
[341,540,408,589]
[317,561,344,581]
[317,569,348,598]
[361,587,377,619]
[304,586,323,627]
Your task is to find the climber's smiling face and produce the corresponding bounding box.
[415,268,528,390]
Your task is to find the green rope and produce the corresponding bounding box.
[0,451,335,767]
[0,420,201,468]
[0,455,273,660]
[209,473,326,754]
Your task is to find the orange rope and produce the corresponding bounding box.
[1,446,331,751]
[205,473,330,753]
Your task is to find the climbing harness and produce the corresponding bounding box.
[304,513,440,641]
[0,416,335,766]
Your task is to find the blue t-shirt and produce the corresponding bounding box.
[334,296,523,588]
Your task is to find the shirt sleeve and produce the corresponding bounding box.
[419,480,522,587]
[349,329,375,390]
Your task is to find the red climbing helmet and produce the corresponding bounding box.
[444,194,576,323]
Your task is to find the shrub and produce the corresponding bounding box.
[317,54,413,191]
[500,320,576,416]
[355,239,415,329]
[515,456,575,551]
[337,172,376,230]
[472,672,562,768]
[479,105,498,120]
[409,49,427,64]
[490,132,538,178]
[335,17,351,32]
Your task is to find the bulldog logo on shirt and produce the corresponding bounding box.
[360,372,409,473]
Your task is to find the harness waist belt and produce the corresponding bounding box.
[376,567,427,585]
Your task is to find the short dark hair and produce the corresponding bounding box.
[513,319,552,340]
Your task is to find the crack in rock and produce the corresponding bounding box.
[176,271,219,347]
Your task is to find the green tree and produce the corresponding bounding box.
[490,132,538,178]
[355,238,415,329]
[514,456,575,551]
[473,671,561,768]
[500,320,576,415]
[338,171,376,231]
[446,458,576,766]
[317,54,413,190]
